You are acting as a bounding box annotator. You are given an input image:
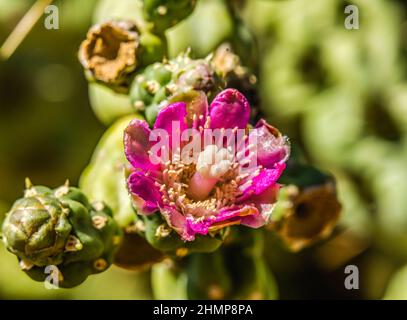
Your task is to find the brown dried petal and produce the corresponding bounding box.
[270,182,341,252]
[78,21,139,89]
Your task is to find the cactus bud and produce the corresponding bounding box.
[130,52,222,125]
[1,182,122,288]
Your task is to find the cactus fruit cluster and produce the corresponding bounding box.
[129,52,223,125]
[0,0,345,298]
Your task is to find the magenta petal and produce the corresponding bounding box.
[124,119,160,171]
[170,90,208,129]
[186,91,208,129]
[250,119,290,168]
[160,205,195,241]
[209,89,250,129]
[154,102,188,144]
[241,210,270,228]
[127,171,163,215]
[185,205,259,238]
[237,162,286,203]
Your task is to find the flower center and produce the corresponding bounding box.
[158,145,240,218]
[188,145,234,201]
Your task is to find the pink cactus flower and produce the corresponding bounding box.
[124,89,290,241]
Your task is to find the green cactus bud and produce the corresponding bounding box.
[78,20,166,94]
[130,52,223,125]
[1,181,122,288]
[142,0,197,34]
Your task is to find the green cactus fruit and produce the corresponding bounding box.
[222,231,278,300]
[1,180,122,288]
[129,52,222,125]
[78,20,166,94]
[93,0,145,24]
[88,83,135,125]
[80,115,171,270]
[223,0,259,70]
[186,250,231,300]
[167,0,233,58]
[80,115,141,228]
[142,0,197,34]
[151,259,188,299]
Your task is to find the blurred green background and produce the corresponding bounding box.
[1,0,407,299]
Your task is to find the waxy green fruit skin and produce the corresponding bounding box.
[1,184,122,288]
[80,115,140,229]
[129,53,222,125]
[143,0,197,34]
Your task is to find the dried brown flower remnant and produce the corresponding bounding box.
[212,43,246,79]
[78,21,139,93]
[269,181,341,252]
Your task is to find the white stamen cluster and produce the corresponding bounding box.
[155,144,243,217]
[196,145,234,179]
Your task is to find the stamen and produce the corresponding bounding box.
[188,145,233,201]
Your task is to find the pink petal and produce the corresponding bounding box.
[237,162,286,203]
[127,171,163,215]
[169,90,208,130]
[160,205,194,241]
[124,119,160,172]
[209,89,250,129]
[154,102,188,148]
[250,119,290,168]
[185,205,259,239]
